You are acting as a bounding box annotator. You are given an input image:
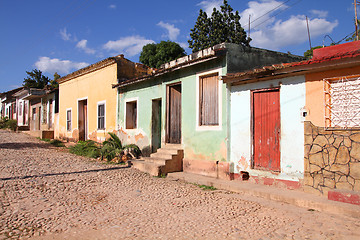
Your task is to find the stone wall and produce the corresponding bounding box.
[304,121,360,195]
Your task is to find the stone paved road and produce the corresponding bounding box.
[0,129,359,240]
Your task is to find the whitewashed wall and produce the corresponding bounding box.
[230,75,306,181]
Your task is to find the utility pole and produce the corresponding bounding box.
[355,0,359,41]
[306,16,312,49]
[248,15,251,39]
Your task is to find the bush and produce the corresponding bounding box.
[100,132,123,161]
[50,139,65,147]
[0,117,17,131]
[69,140,100,158]
[100,133,142,162]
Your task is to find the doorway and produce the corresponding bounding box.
[78,99,88,141]
[166,83,181,144]
[151,99,162,153]
[252,88,280,171]
[48,99,53,129]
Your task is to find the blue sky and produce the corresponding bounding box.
[0,0,355,92]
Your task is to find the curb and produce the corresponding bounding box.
[167,172,360,219]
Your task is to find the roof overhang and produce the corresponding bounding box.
[223,55,360,86]
[112,44,227,89]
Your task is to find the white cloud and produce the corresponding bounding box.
[310,10,328,18]
[250,15,338,50]
[60,28,71,41]
[109,4,116,9]
[103,36,155,57]
[157,21,180,41]
[239,1,338,51]
[35,57,89,75]
[178,42,188,49]
[240,0,286,29]
[76,39,96,54]
[197,0,222,16]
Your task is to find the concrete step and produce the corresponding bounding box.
[141,157,171,165]
[131,160,162,176]
[131,144,184,177]
[162,144,182,150]
[150,152,174,160]
[155,148,180,155]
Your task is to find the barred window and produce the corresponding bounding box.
[324,75,360,128]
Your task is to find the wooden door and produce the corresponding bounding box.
[253,89,280,171]
[151,99,162,152]
[167,84,181,144]
[48,99,53,129]
[78,100,87,141]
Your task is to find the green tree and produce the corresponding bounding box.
[346,19,360,42]
[188,0,250,53]
[49,72,60,89]
[23,69,50,89]
[139,41,186,68]
[188,9,211,52]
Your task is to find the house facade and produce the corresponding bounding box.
[21,88,58,139]
[223,41,360,201]
[0,87,24,120]
[114,43,303,178]
[57,55,150,142]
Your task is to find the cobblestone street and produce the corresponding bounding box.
[0,129,359,239]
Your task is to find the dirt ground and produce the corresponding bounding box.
[0,129,359,239]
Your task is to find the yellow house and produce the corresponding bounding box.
[57,55,150,142]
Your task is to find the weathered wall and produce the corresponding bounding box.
[305,65,360,127]
[304,121,360,195]
[230,75,306,181]
[117,58,229,163]
[225,43,304,74]
[59,64,118,142]
[117,78,163,156]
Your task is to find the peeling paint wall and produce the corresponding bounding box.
[230,75,305,181]
[117,81,162,156]
[117,59,229,161]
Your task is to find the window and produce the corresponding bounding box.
[324,75,360,128]
[66,109,72,131]
[32,108,36,121]
[19,102,22,115]
[126,101,137,129]
[97,103,105,130]
[199,73,219,126]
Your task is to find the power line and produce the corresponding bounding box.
[242,0,291,28]
[251,0,303,30]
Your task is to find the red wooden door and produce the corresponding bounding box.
[253,89,280,171]
[167,84,181,144]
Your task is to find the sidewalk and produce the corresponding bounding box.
[167,172,360,219]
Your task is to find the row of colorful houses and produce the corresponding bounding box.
[2,41,360,204]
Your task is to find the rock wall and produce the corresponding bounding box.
[304,121,360,195]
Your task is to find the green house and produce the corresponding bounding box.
[113,43,302,178]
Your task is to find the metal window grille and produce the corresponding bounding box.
[324,74,360,129]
